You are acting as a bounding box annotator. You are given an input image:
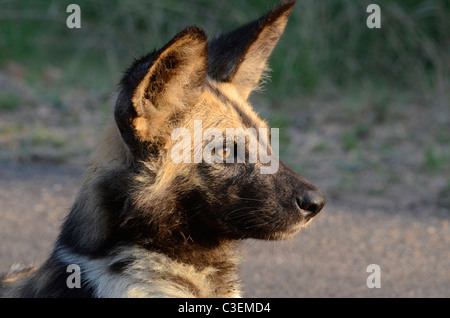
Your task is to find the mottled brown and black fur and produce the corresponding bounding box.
[1,0,325,298]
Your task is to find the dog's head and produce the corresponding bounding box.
[114,0,325,244]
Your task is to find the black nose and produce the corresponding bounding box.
[295,190,326,219]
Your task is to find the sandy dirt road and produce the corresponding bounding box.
[0,162,448,297]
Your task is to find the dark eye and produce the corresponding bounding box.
[216,146,232,159]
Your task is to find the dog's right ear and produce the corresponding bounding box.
[115,26,208,158]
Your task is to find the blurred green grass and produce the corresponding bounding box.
[0,0,449,168]
[0,0,449,207]
[0,0,448,96]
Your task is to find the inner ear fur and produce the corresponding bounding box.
[208,0,296,100]
[133,26,208,115]
[116,26,208,152]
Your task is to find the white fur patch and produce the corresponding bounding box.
[55,245,240,298]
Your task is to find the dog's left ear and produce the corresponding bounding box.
[208,0,296,100]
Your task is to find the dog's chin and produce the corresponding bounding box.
[243,218,309,241]
[265,221,306,241]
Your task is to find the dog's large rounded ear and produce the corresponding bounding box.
[208,0,296,100]
[115,26,208,157]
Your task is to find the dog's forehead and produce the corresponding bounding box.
[200,80,269,131]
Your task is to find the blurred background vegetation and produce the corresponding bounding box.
[1,0,448,95]
[0,0,449,206]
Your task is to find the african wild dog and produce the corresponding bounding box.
[1,0,325,297]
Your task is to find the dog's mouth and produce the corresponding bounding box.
[253,210,316,241]
[263,221,304,240]
[219,191,325,241]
